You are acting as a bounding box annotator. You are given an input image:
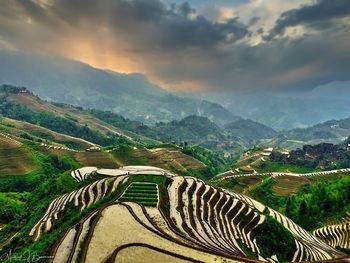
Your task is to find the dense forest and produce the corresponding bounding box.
[0,153,80,258]
[251,176,350,231]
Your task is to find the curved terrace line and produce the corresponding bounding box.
[218,168,350,181]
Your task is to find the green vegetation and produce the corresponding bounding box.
[128,174,172,215]
[224,118,277,142]
[182,145,230,176]
[258,161,316,173]
[111,145,148,165]
[88,109,153,136]
[0,117,15,128]
[250,174,350,231]
[282,119,350,143]
[250,178,286,210]
[0,97,128,146]
[0,193,27,224]
[119,182,158,207]
[285,175,350,230]
[253,215,296,262]
[89,109,225,145]
[0,153,79,259]
[89,108,247,154]
[212,178,240,189]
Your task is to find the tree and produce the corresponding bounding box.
[285,197,293,218]
[299,200,308,217]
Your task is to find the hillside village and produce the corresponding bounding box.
[270,141,350,170]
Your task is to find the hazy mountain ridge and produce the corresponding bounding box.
[224,118,277,142]
[1,84,349,156]
[88,110,279,154]
[262,117,350,150]
[0,85,276,155]
[222,90,350,131]
[0,50,240,126]
[2,50,349,132]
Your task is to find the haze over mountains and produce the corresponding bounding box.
[2,49,350,157]
[1,50,350,132]
[0,50,241,126]
[0,85,279,155]
[206,80,350,131]
[262,117,350,150]
[2,82,350,157]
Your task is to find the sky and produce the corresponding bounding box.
[0,0,350,93]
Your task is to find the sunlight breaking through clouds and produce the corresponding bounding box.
[0,0,349,92]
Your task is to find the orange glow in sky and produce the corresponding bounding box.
[61,37,141,74]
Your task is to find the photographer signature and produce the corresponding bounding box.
[0,250,53,262]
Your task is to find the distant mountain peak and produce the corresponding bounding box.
[0,50,241,126]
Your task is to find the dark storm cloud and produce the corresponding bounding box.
[33,0,249,50]
[0,0,350,92]
[268,0,350,39]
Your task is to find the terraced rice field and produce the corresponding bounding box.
[114,246,192,263]
[31,166,348,262]
[218,168,350,181]
[230,149,273,174]
[313,223,350,250]
[215,174,315,197]
[0,134,39,175]
[271,175,311,196]
[118,182,158,207]
[217,168,350,197]
[74,151,120,168]
[266,208,342,261]
[29,176,129,240]
[148,147,206,171]
[0,117,96,151]
[313,213,350,250]
[71,167,98,182]
[38,146,120,168]
[52,203,241,263]
[112,147,206,174]
[40,143,82,152]
[70,166,175,182]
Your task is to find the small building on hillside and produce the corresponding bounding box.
[86,146,101,152]
[223,152,231,158]
[261,147,273,156]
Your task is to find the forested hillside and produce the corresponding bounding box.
[0,85,277,155]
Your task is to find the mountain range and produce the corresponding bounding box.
[219,85,350,131]
[1,50,350,153]
[2,84,350,155]
[0,50,240,126]
[2,50,350,132]
[263,117,350,150]
[0,85,279,155]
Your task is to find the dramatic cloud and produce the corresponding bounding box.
[268,0,350,39]
[0,0,349,92]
